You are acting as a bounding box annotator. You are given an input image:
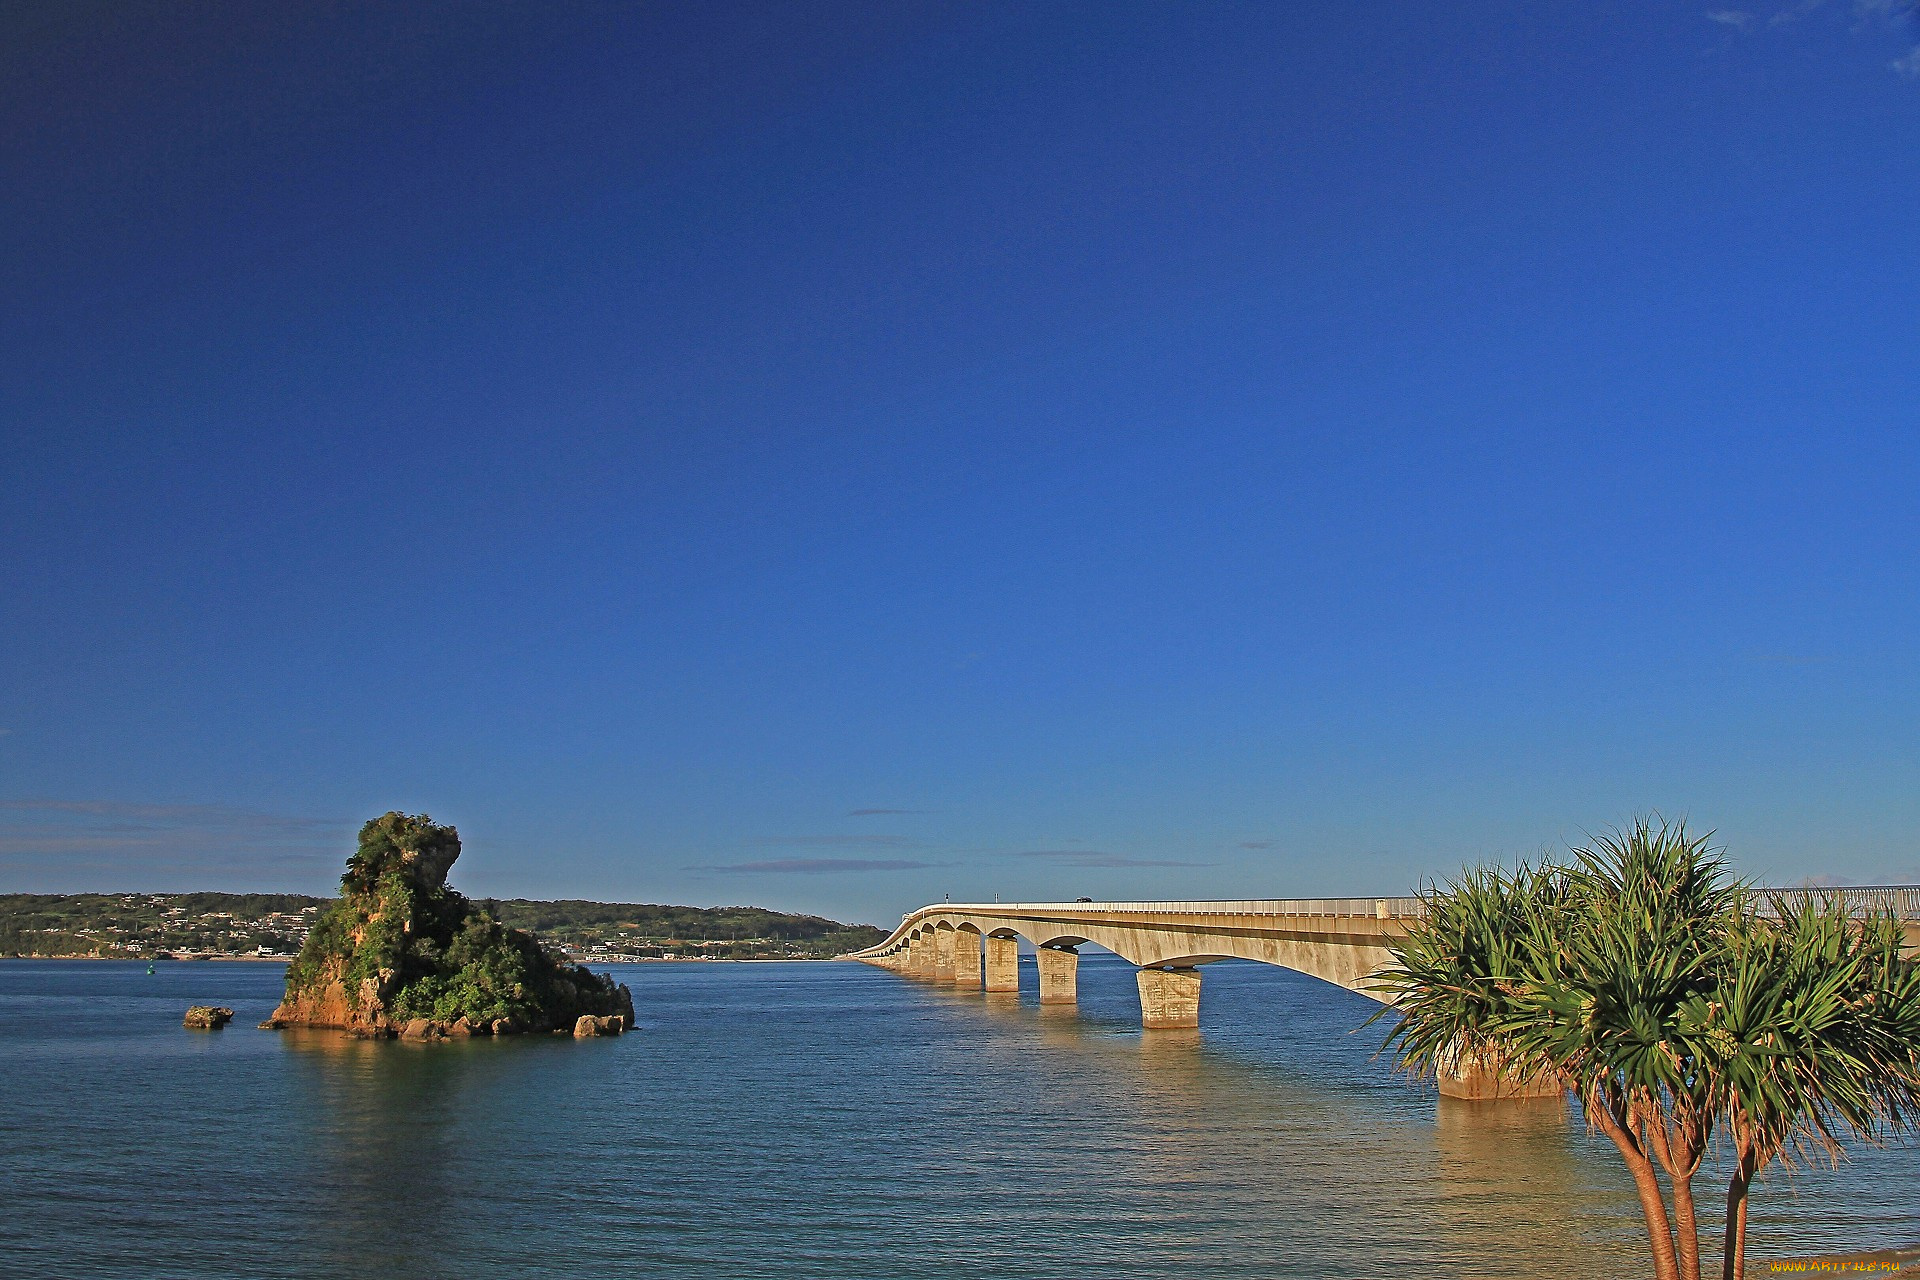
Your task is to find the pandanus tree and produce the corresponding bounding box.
[1377,819,1736,1280]
[1703,895,1920,1280]
[1376,818,1920,1280]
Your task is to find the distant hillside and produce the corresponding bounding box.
[484,899,886,958]
[0,892,885,961]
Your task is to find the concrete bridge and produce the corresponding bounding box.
[848,887,1920,1099]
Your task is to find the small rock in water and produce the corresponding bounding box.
[573,1013,624,1037]
[400,1018,448,1040]
[183,1006,234,1030]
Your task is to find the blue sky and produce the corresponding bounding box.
[3,3,1917,924]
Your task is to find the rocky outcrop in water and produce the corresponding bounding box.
[264,812,634,1039]
[183,1005,234,1029]
[573,1013,626,1037]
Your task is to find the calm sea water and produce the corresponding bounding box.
[2,954,1914,1279]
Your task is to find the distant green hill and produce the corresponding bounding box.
[0,892,885,961]
[484,899,887,959]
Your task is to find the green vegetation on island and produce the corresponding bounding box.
[2,893,883,962]
[485,900,885,960]
[267,811,633,1037]
[0,892,320,958]
[1378,817,1920,1280]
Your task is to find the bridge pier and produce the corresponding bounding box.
[983,935,1020,992]
[1136,966,1201,1030]
[952,931,983,989]
[933,929,956,982]
[1036,945,1078,1004]
[909,931,933,977]
[1437,1049,1562,1101]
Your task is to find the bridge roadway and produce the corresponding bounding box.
[847,888,1920,1100]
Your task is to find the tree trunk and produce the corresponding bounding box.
[1589,1098,1681,1280]
[1670,1167,1703,1280]
[1723,1169,1750,1280]
[1721,1117,1766,1280]
[1644,1112,1707,1280]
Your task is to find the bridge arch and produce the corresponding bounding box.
[865,901,1412,1004]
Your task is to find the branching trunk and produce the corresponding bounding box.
[1588,1091,1681,1280]
[1670,1164,1703,1280]
[1723,1167,1751,1280]
[1723,1120,1763,1280]
[1643,1104,1709,1280]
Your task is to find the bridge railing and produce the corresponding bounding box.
[905,886,1920,928]
[1749,885,1920,921]
[933,897,1431,920]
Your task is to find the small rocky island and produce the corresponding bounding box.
[263,812,633,1039]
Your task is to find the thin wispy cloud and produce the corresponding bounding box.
[1019,850,1208,869]
[744,834,924,849]
[0,798,353,886]
[1707,0,1920,74]
[1238,840,1276,850]
[698,858,935,874]
[1755,0,1909,22]
[0,798,339,827]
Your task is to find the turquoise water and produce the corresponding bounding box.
[1,955,1914,1278]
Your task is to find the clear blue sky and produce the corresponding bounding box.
[4,3,1917,924]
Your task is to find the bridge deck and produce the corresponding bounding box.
[848,886,1919,1097]
[851,886,1920,1000]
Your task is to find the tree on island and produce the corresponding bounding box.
[268,811,633,1037]
[1376,817,1920,1280]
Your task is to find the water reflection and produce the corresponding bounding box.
[1429,1095,1642,1272]
[5,959,1913,1280]
[279,1031,498,1273]
[926,959,1649,1278]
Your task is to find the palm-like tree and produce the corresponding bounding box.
[1379,817,1875,1280]
[1382,822,1920,1279]
[1699,895,1920,1280]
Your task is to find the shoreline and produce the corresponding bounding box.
[0,953,846,964]
[1,953,294,963]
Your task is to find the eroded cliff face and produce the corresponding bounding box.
[265,812,633,1038]
[265,953,361,1029]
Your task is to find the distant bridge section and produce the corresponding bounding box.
[848,888,1920,1100]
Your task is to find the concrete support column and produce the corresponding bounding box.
[908,932,931,976]
[1436,1048,1562,1101]
[1036,946,1078,1004]
[983,935,1020,992]
[1136,966,1202,1030]
[933,929,956,982]
[951,931,983,989]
